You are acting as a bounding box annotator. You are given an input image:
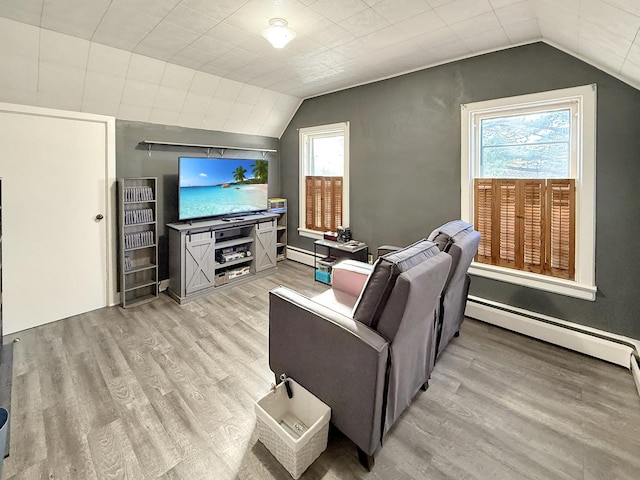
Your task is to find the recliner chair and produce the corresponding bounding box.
[377,220,480,359]
[268,240,451,468]
[427,220,480,358]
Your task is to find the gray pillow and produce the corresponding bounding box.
[353,239,440,330]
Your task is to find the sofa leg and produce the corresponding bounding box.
[454,330,460,338]
[357,446,375,471]
[421,381,429,391]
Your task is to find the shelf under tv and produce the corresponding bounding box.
[140,139,277,157]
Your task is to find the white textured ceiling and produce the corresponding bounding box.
[0,0,639,137]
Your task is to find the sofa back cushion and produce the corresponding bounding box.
[353,239,441,330]
[428,220,474,252]
[428,220,478,288]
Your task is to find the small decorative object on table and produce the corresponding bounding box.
[323,231,338,241]
[340,240,367,251]
[337,226,351,243]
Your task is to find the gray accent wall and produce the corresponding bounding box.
[116,120,279,280]
[279,42,640,339]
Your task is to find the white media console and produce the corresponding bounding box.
[167,213,279,304]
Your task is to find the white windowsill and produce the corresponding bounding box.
[469,262,597,301]
[298,228,323,240]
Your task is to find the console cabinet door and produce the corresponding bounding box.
[254,222,277,272]
[185,231,216,294]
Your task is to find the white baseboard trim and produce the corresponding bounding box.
[285,246,318,267]
[466,295,639,369]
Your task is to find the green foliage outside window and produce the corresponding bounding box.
[480,109,571,178]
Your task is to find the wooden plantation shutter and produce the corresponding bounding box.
[305,176,343,232]
[520,180,545,274]
[547,179,575,279]
[473,178,575,280]
[497,180,517,269]
[474,179,493,263]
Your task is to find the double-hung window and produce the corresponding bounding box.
[461,85,596,300]
[299,122,349,238]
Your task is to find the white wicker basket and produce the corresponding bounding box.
[255,379,331,479]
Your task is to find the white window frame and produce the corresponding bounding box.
[298,122,350,239]
[461,85,597,301]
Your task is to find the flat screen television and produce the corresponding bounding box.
[178,156,268,221]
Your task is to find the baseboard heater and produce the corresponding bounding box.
[286,245,321,267]
[466,295,640,398]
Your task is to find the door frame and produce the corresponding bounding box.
[0,102,118,316]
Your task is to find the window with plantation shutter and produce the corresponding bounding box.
[305,176,343,232]
[474,178,575,280]
[299,123,349,238]
[461,85,596,300]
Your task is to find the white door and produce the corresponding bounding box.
[0,110,109,334]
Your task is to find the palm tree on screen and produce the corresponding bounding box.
[252,160,268,183]
[233,166,247,183]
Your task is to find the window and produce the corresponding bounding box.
[461,85,596,300]
[299,122,349,238]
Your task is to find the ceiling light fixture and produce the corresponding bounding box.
[262,18,296,48]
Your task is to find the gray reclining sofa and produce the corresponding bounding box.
[268,239,451,467]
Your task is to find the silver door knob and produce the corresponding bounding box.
[95,214,104,220]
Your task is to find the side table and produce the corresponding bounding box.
[313,239,369,284]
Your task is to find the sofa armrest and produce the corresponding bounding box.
[269,286,389,455]
[377,245,401,257]
[331,259,373,298]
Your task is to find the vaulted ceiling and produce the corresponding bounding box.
[0,0,638,137]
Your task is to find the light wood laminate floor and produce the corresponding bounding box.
[3,261,640,479]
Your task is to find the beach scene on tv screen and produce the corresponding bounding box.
[179,157,268,219]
